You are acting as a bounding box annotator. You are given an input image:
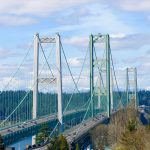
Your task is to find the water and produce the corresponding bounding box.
[9,138,112,150]
[9,136,32,150]
[105,146,111,150]
[85,144,111,150]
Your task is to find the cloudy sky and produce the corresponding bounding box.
[0,0,150,91]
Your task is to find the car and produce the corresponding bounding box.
[84,123,86,126]
[32,144,36,148]
[17,125,21,128]
[7,129,11,132]
[26,145,32,149]
[33,121,37,125]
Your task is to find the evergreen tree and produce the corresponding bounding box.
[36,123,50,144]
[58,134,69,150]
[47,134,69,150]
[114,120,149,150]
[75,144,80,150]
[126,119,137,132]
[0,134,4,150]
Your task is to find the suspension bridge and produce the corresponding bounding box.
[0,33,138,149]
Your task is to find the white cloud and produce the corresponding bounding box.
[108,0,150,12]
[110,33,126,39]
[0,0,94,26]
[63,36,88,47]
[0,15,36,26]
[68,57,83,67]
[0,0,93,16]
[0,48,18,58]
[0,47,29,59]
[50,3,134,34]
[63,33,150,51]
[111,34,150,50]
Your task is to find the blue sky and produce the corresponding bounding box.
[0,0,150,91]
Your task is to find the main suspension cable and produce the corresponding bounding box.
[110,49,123,106]
[60,41,80,93]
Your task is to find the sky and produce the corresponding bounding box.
[0,0,150,91]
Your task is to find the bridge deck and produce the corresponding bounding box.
[34,113,108,150]
[0,109,86,137]
[65,115,108,143]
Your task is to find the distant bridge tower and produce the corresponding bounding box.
[89,34,111,117]
[126,67,138,108]
[33,33,63,132]
[110,68,114,111]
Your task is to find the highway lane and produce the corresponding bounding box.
[64,114,107,143]
[0,109,85,137]
[34,114,107,150]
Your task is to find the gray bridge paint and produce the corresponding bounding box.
[1,109,87,146]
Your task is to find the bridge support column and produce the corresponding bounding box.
[32,33,39,145]
[110,68,113,111]
[126,68,129,105]
[89,34,111,117]
[33,33,39,119]
[134,68,138,107]
[32,135,36,145]
[98,75,101,109]
[126,68,138,108]
[106,34,111,117]
[90,35,94,117]
[56,34,63,132]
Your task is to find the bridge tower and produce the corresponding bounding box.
[33,33,63,133]
[33,33,39,120]
[126,67,138,108]
[110,68,114,111]
[89,34,111,117]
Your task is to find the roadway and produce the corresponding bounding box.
[0,114,56,136]
[65,114,107,143]
[0,109,86,137]
[33,113,108,150]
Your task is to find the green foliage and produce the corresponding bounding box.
[114,120,150,150]
[58,134,69,150]
[91,106,144,149]
[75,144,79,150]
[0,134,4,150]
[36,123,50,144]
[126,119,137,132]
[0,91,90,122]
[47,134,69,150]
